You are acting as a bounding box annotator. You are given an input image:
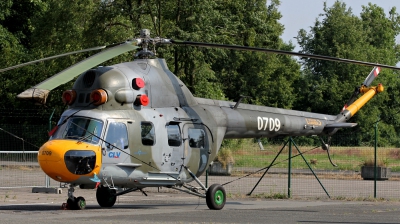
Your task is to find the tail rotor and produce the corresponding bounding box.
[341,67,381,111]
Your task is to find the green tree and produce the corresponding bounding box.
[296,1,400,146]
[0,0,48,112]
[167,0,300,107]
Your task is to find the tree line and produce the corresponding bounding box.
[0,0,400,146]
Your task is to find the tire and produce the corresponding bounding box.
[96,186,117,207]
[75,196,86,210]
[67,197,77,210]
[206,184,226,210]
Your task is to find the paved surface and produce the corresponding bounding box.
[0,188,400,224]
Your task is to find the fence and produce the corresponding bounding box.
[0,108,58,188]
[204,137,400,200]
[0,138,399,200]
[0,151,59,188]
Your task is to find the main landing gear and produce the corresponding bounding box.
[61,168,227,210]
[95,181,227,210]
[173,182,226,210]
[206,184,226,210]
[96,185,117,207]
[61,184,86,210]
[172,166,227,210]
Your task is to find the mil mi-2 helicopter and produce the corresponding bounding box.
[1,29,399,210]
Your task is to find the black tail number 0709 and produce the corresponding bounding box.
[257,117,281,131]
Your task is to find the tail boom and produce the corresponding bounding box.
[339,84,384,122]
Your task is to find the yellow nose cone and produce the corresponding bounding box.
[38,139,101,182]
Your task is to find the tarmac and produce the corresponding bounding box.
[0,187,400,224]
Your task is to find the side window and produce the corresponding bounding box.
[167,124,181,147]
[105,122,129,150]
[188,128,205,148]
[141,122,155,146]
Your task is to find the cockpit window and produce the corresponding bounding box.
[105,122,129,150]
[62,117,103,144]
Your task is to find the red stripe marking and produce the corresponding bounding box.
[374,67,380,76]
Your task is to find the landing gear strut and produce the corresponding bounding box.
[61,184,86,210]
[171,166,227,210]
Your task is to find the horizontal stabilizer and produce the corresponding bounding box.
[325,123,357,128]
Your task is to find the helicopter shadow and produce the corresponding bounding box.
[0,202,211,211]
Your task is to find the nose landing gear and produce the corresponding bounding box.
[61,184,87,210]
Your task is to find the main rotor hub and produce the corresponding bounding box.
[134,29,171,59]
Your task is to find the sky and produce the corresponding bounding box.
[278,0,400,52]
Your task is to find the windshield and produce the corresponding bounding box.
[61,117,104,144]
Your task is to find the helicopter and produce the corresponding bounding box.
[1,29,399,210]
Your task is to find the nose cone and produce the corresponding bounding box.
[38,140,101,182]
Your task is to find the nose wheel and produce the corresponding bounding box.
[61,185,86,210]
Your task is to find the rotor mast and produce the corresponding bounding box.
[135,29,171,59]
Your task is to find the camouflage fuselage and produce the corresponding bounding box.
[38,58,339,189]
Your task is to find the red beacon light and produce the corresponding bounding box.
[134,94,149,106]
[90,89,108,105]
[132,78,145,90]
[62,90,77,105]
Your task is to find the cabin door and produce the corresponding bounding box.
[102,119,130,164]
[182,123,210,176]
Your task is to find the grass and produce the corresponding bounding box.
[3,192,9,202]
[251,192,288,199]
[223,139,400,172]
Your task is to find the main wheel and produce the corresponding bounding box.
[96,186,117,207]
[75,196,86,210]
[206,184,226,210]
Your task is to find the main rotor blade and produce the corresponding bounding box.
[170,40,400,70]
[0,46,107,73]
[34,40,139,91]
[18,40,139,102]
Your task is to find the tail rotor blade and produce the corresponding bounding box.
[342,89,359,111]
[363,67,381,87]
